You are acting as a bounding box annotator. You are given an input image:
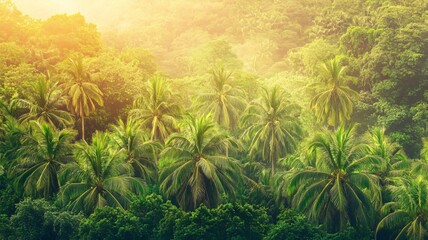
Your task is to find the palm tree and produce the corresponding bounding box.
[131,76,180,143]
[377,176,428,240]
[287,126,381,232]
[0,97,19,121]
[60,132,145,214]
[197,66,246,129]
[365,128,408,183]
[0,100,24,167]
[65,58,103,140]
[159,114,241,210]
[0,117,25,168]
[12,121,75,198]
[274,150,318,203]
[241,86,302,174]
[15,77,73,128]
[309,58,358,128]
[110,116,160,183]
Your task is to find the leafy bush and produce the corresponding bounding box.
[79,206,143,240]
[174,203,270,240]
[10,198,57,240]
[326,225,373,240]
[0,214,13,240]
[264,209,325,240]
[130,193,183,240]
[10,198,82,240]
[0,175,22,216]
[46,211,82,240]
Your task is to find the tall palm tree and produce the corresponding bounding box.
[310,58,358,128]
[159,114,241,210]
[287,126,381,232]
[377,176,428,240]
[60,132,145,214]
[65,58,103,140]
[197,66,246,129]
[241,86,302,174]
[15,77,73,128]
[131,76,180,143]
[12,121,75,198]
[110,116,160,183]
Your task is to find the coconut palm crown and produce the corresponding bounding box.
[159,114,241,210]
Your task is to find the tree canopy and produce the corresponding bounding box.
[0,0,426,239]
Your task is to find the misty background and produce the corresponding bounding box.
[12,0,321,77]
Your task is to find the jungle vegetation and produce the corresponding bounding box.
[0,0,427,239]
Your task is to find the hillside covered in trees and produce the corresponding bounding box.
[0,0,427,239]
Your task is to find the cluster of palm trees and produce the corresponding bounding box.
[8,58,103,140]
[281,126,428,238]
[1,58,427,239]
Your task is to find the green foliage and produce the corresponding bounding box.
[10,198,56,240]
[309,58,358,127]
[340,27,381,57]
[174,203,270,240]
[119,48,157,78]
[88,51,148,129]
[264,209,325,240]
[131,76,181,143]
[187,39,243,75]
[130,193,183,240]
[377,176,428,239]
[364,127,408,182]
[0,63,40,102]
[46,210,83,240]
[360,10,428,156]
[0,117,25,166]
[311,8,352,38]
[110,116,160,183]
[160,114,241,210]
[0,42,26,66]
[326,225,372,240]
[0,214,13,240]
[60,132,145,214]
[79,206,143,240]
[287,126,381,232]
[65,58,103,140]
[0,175,21,216]
[288,39,338,75]
[13,121,76,198]
[15,77,73,128]
[0,0,427,238]
[422,138,428,160]
[10,198,81,240]
[241,86,302,174]
[41,13,101,57]
[197,66,247,129]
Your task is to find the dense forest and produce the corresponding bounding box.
[0,0,427,239]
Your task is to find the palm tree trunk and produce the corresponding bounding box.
[79,101,85,141]
[270,131,275,175]
[81,115,85,140]
[270,149,275,175]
